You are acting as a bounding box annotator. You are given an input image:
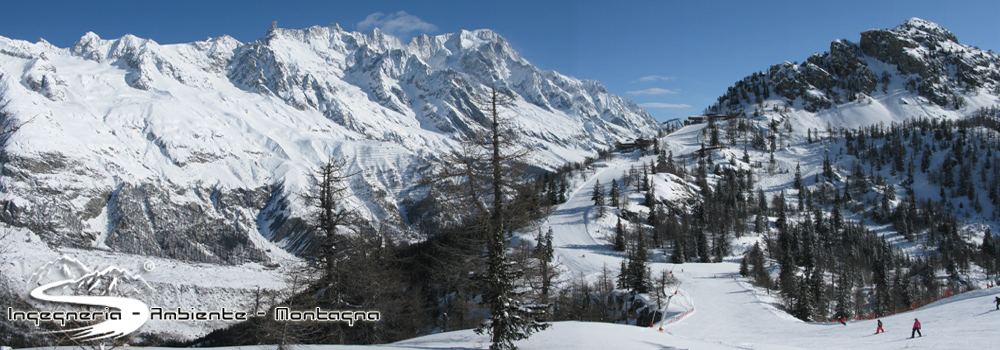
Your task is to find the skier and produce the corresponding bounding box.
[875,319,884,334]
[994,296,999,310]
[910,318,921,338]
[838,316,846,326]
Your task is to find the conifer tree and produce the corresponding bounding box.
[303,157,360,288]
[558,178,568,203]
[620,226,650,293]
[656,148,668,173]
[823,156,835,180]
[644,184,656,207]
[833,273,853,320]
[641,168,650,192]
[592,179,602,204]
[533,228,556,305]
[792,277,813,321]
[648,205,661,247]
[808,268,827,318]
[670,239,686,264]
[467,87,548,350]
[740,256,751,277]
[613,217,626,252]
[592,180,606,217]
[697,231,711,263]
[609,178,621,208]
[748,242,769,287]
[794,162,803,191]
[617,259,629,289]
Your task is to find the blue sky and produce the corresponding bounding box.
[2,0,999,122]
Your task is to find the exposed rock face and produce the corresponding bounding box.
[22,56,67,101]
[102,183,272,264]
[710,18,1000,115]
[1,151,273,264]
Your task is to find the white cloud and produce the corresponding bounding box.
[639,75,674,82]
[627,88,680,95]
[357,11,439,39]
[638,103,692,109]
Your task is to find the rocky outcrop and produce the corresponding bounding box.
[103,183,272,265]
[709,18,1000,115]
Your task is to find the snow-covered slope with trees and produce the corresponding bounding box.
[6,17,1000,349]
[0,23,657,340]
[0,23,656,262]
[454,17,1000,349]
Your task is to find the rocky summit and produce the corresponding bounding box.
[708,17,1000,117]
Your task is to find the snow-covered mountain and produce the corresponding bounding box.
[652,18,1000,340]
[0,23,658,265]
[707,18,1000,128]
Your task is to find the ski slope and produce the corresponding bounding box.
[386,268,999,350]
[16,122,1000,349]
[474,132,1000,349]
[499,121,1000,349]
[75,263,993,350]
[352,265,998,350]
[540,134,701,281]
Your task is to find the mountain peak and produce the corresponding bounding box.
[708,18,1000,118]
[892,17,958,43]
[445,29,504,51]
[363,26,402,47]
[79,31,102,42]
[71,31,107,60]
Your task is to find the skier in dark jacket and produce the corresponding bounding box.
[875,319,884,334]
[910,318,921,338]
[994,296,999,310]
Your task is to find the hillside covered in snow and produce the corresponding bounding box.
[0,23,657,262]
[707,17,1000,128]
[5,17,1000,350]
[0,22,658,342]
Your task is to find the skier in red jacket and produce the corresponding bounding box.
[910,318,921,338]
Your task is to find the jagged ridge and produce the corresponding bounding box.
[0,23,658,265]
[708,17,1000,116]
